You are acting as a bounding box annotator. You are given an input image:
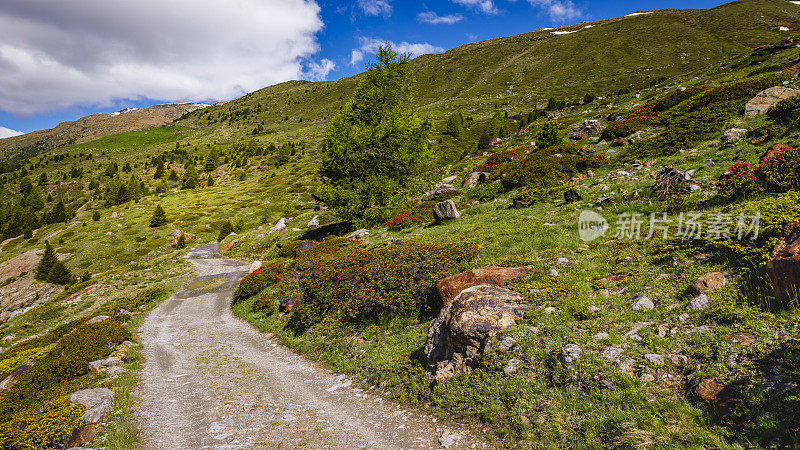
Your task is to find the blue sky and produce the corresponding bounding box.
[0,0,730,137]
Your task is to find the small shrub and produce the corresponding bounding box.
[536,122,562,148]
[217,220,233,242]
[463,182,504,202]
[232,261,291,304]
[92,211,100,222]
[720,162,759,198]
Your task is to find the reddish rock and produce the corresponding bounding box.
[295,241,319,256]
[611,137,630,147]
[764,143,788,160]
[279,296,299,313]
[725,332,756,346]
[696,379,725,403]
[766,221,800,301]
[693,272,727,294]
[0,362,34,394]
[437,265,533,306]
[66,423,97,448]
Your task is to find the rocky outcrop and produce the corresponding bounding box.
[268,218,287,235]
[422,183,458,201]
[249,260,262,274]
[721,128,747,145]
[564,188,582,203]
[766,221,800,300]
[0,362,34,393]
[70,388,115,423]
[307,215,320,230]
[88,356,124,376]
[463,172,489,189]
[611,137,630,147]
[433,200,460,221]
[437,265,533,306]
[424,285,532,384]
[569,120,604,140]
[693,272,726,294]
[745,86,800,117]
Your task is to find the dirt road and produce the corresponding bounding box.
[137,243,485,449]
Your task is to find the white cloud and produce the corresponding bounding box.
[417,11,464,24]
[0,126,23,139]
[350,37,445,66]
[528,0,582,22]
[0,0,324,116]
[304,58,335,81]
[452,0,498,15]
[357,0,392,17]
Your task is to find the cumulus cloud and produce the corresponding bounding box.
[357,0,392,17]
[0,0,325,116]
[0,126,23,139]
[304,58,335,81]
[349,37,445,66]
[528,0,582,22]
[452,0,498,15]
[417,11,464,24]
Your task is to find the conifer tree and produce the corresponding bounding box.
[47,260,73,285]
[154,161,165,179]
[35,240,57,281]
[150,205,168,228]
[217,220,233,242]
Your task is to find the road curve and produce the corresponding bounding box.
[137,243,486,449]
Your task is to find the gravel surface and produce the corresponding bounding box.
[137,243,487,449]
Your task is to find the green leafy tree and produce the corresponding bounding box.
[536,122,562,148]
[35,240,57,281]
[149,205,168,228]
[318,44,431,224]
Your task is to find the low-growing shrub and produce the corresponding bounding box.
[766,95,800,128]
[499,145,604,190]
[600,105,656,141]
[720,162,759,198]
[232,261,291,304]
[463,182,505,202]
[0,396,85,450]
[289,239,479,328]
[478,147,527,172]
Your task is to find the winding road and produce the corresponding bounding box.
[137,243,485,449]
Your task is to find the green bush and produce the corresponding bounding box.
[232,261,291,304]
[217,220,233,242]
[463,182,504,202]
[289,239,478,328]
[499,145,604,190]
[766,95,800,127]
[536,122,561,148]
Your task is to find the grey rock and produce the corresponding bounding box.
[644,354,664,365]
[721,128,748,144]
[745,86,800,117]
[307,215,320,230]
[268,218,287,235]
[602,346,623,363]
[503,358,521,374]
[547,268,559,277]
[593,332,609,341]
[689,294,709,311]
[433,200,460,221]
[248,260,262,274]
[422,183,458,201]
[632,295,654,311]
[87,315,110,324]
[463,172,489,189]
[556,257,570,265]
[561,344,582,364]
[618,358,636,374]
[347,229,370,239]
[499,336,517,351]
[439,429,462,448]
[587,305,601,313]
[70,388,115,423]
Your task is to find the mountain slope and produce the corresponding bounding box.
[0,102,207,162]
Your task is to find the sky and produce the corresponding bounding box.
[0,0,733,136]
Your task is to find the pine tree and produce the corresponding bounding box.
[536,122,562,149]
[168,169,179,182]
[150,205,168,228]
[35,240,57,281]
[181,164,198,190]
[217,220,233,242]
[445,113,464,140]
[176,233,186,249]
[153,161,165,179]
[47,260,73,285]
[204,148,220,172]
[92,211,101,221]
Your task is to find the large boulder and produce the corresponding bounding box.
[745,86,800,117]
[462,172,489,189]
[569,120,604,140]
[433,200,460,221]
[0,362,34,394]
[766,221,800,301]
[721,128,748,145]
[437,265,533,306]
[422,183,458,202]
[424,285,532,384]
[70,388,115,423]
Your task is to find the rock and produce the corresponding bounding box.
[678,313,690,323]
[0,311,9,324]
[87,315,110,324]
[439,429,462,448]
[442,175,458,184]
[640,373,655,383]
[89,356,123,376]
[766,221,800,301]
[745,86,800,117]
[66,423,97,449]
[248,260,262,274]
[644,354,664,365]
[294,240,319,256]
[624,322,650,340]
[560,344,582,364]
[307,215,320,230]
[602,346,624,363]
[0,362,34,393]
[696,379,725,403]
[689,294,709,311]
[422,183,458,201]
[436,266,533,305]
[543,306,556,314]
[433,200,460,221]
[547,268,559,277]
[593,332,609,341]
[721,128,748,144]
[347,229,369,239]
[564,188,582,203]
[268,218,287,235]
[424,285,532,384]
[694,272,726,293]
[503,358,521,374]
[611,137,630,147]
[556,257,570,265]
[499,336,517,351]
[725,332,756,346]
[632,295,654,311]
[279,296,299,313]
[70,388,115,423]
[463,172,489,189]
[618,358,635,375]
[670,354,689,365]
[570,119,604,140]
[657,324,670,337]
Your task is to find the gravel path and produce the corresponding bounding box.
[137,243,487,449]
